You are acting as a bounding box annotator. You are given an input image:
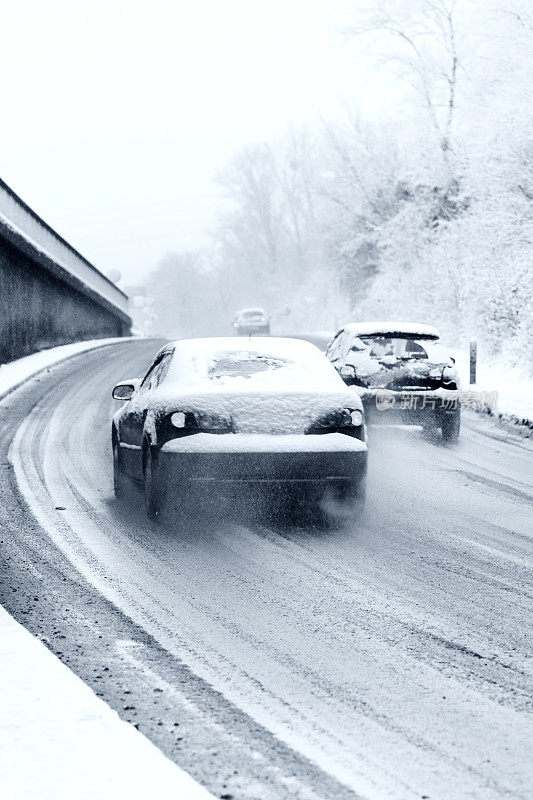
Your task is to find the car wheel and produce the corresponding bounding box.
[143,443,165,521]
[112,433,130,499]
[441,413,460,444]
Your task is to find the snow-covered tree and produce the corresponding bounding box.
[144,0,532,371]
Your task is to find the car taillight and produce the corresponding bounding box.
[441,365,457,383]
[169,411,231,432]
[195,411,232,431]
[314,408,363,429]
[170,411,195,429]
[350,409,363,427]
[428,365,458,389]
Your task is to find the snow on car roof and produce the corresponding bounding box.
[341,321,440,339]
[164,337,343,391]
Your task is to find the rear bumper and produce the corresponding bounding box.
[360,389,460,424]
[159,433,367,486]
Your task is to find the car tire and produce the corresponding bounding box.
[112,432,130,500]
[441,413,460,444]
[143,442,165,521]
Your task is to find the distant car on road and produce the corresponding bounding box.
[112,337,367,520]
[326,322,460,443]
[232,307,270,336]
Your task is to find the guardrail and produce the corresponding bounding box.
[0,178,128,317]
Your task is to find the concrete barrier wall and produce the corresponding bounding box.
[0,179,131,363]
[0,235,129,362]
[0,179,129,316]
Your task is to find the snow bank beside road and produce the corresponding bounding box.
[0,337,134,400]
[453,351,533,423]
[0,607,214,800]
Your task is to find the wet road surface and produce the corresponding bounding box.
[1,339,532,800]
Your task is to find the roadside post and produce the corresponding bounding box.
[470,339,477,384]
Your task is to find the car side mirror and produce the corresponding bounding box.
[112,378,140,401]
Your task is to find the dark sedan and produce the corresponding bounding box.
[326,322,460,443]
[112,337,368,520]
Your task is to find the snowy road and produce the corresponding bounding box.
[1,339,532,800]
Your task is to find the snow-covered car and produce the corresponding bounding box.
[112,337,368,520]
[232,307,270,336]
[326,322,460,443]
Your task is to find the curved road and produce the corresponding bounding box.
[1,339,532,800]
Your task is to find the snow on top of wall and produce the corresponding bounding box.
[0,338,134,400]
[0,208,128,317]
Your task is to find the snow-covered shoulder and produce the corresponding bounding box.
[0,337,135,400]
[0,606,214,800]
[453,350,533,422]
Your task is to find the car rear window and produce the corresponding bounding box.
[208,351,287,379]
[163,338,347,390]
[360,333,438,341]
[360,336,431,359]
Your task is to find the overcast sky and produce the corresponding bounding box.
[1,0,395,284]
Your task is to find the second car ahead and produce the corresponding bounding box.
[326,321,461,443]
[112,337,367,521]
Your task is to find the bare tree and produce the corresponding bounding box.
[345,0,461,165]
[276,129,319,273]
[217,144,283,282]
